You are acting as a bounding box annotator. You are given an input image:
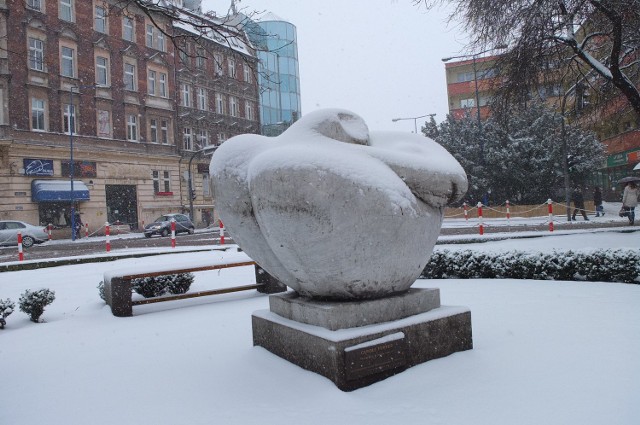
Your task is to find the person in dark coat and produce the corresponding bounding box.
[593,186,603,217]
[572,187,589,221]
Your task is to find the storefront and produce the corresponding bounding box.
[31,179,90,227]
[592,147,640,201]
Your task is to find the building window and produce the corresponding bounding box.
[456,72,475,83]
[203,174,211,197]
[28,37,45,71]
[152,170,170,193]
[60,0,74,22]
[215,93,224,114]
[217,132,227,144]
[460,98,476,108]
[160,119,169,144]
[31,98,46,131]
[97,109,111,137]
[123,16,134,42]
[181,83,191,107]
[245,102,253,121]
[158,72,167,97]
[149,118,158,143]
[228,58,236,78]
[96,56,109,86]
[157,31,165,51]
[127,114,138,141]
[229,96,238,117]
[124,62,136,91]
[62,103,76,134]
[197,129,209,146]
[145,25,164,51]
[95,5,107,33]
[146,24,154,48]
[60,46,75,78]
[183,127,193,151]
[148,70,156,96]
[196,87,207,110]
[27,0,42,11]
[243,64,251,83]
[196,48,206,69]
[214,53,223,76]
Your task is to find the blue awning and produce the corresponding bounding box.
[31,180,90,202]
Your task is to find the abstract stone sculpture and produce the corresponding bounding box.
[210,109,467,300]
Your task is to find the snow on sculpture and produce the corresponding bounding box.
[210,109,467,300]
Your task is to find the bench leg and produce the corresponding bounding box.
[255,265,287,294]
[104,277,133,317]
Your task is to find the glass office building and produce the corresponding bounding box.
[247,13,301,136]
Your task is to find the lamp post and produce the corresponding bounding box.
[188,145,219,221]
[442,45,507,163]
[391,113,436,134]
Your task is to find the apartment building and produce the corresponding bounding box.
[0,0,260,232]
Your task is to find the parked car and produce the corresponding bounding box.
[0,220,48,248]
[144,214,195,238]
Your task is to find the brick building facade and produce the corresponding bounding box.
[0,0,260,234]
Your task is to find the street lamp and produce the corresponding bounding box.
[188,145,219,221]
[68,84,97,241]
[391,113,436,134]
[442,45,507,163]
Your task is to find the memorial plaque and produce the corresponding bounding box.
[344,333,407,381]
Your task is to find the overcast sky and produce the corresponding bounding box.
[202,0,468,133]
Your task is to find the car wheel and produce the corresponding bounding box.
[161,228,169,237]
[188,227,195,235]
[144,233,151,238]
[22,236,35,248]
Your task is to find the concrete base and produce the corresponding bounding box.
[252,288,473,391]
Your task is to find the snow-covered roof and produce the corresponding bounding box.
[256,12,288,23]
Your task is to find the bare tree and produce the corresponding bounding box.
[417,0,640,118]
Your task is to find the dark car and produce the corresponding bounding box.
[144,213,195,238]
[0,220,49,248]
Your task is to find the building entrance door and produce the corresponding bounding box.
[105,185,138,229]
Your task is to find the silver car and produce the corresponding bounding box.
[0,220,48,248]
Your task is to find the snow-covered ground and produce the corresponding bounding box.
[1,230,639,425]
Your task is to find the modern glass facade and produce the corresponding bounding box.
[245,15,301,136]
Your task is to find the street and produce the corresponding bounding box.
[0,229,230,264]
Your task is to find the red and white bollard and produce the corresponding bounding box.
[547,199,554,232]
[85,223,89,238]
[48,223,52,241]
[219,220,225,245]
[506,200,511,221]
[105,222,111,252]
[17,231,24,261]
[463,202,469,221]
[171,218,176,248]
[477,202,484,235]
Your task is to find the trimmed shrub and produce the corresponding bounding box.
[19,289,55,323]
[421,249,640,284]
[97,281,106,302]
[164,273,194,294]
[0,298,15,329]
[131,273,194,298]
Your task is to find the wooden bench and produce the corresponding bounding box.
[103,252,286,317]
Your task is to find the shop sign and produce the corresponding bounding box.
[607,148,640,168]
[24,158,54,176]
[61,161,97,178]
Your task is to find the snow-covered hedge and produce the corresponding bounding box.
[132,273,195,298]
[421,249,640,284]
[19,289,55,322]
[0,298,15,329]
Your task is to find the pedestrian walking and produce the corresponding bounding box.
[621,182,639,225]
[572,187,589,221]
[593,186,603,217]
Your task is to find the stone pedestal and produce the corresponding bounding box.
[252,288,473,391]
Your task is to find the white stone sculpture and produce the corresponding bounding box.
[210,109,467,300]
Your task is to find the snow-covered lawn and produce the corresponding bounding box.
[1,231,639,425]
